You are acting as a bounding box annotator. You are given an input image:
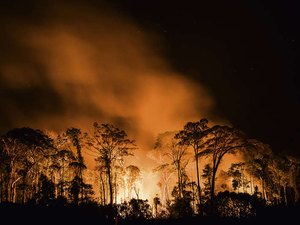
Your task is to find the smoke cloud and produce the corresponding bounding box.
[0,1,216,199]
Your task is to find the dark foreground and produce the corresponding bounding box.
[1,203,299,225]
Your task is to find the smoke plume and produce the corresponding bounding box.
[0,1,215,199]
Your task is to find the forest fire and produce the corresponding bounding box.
[0,0,214,203]
[0,1,299,224]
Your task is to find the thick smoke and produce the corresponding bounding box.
[0,1,215,199]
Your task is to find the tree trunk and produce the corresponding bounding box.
[107,167,113,206]
[283,185,288,205]
[210,158,220,216]
[177,162,182,198]
[210,169,216,207]
[195,156,202,215]
[114,172,117,204]
[261,178,267,201]
[22,177,26,204]
[99,172,105,205]
[192,183,196,212]
[250,175,253,195]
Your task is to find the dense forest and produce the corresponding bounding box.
[1,119,299,224]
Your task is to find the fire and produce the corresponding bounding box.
[0,1,216,202]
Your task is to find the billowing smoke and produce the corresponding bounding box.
[0,1,215,199]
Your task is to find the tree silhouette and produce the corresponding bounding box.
[227,163,249,193]
[201,164,213,204]
[153,195,161,218]
[175,118,208,214]
[66,128,86,179]
[86,123,136,206]
[198,125,247,215]
[153,163,173,204]
[126,165,141,199]
[154,132,189,199]
[55,149,75,198]
[37,173,55,205]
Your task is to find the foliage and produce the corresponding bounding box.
[36,174,55,205]
[118,198,152,220]
[167,197,194,219]
[0,120,300,222]
[215,191,265,218]
[227,163,250,192]
[201,164,213,203]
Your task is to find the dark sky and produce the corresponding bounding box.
[113,0,300,156]
[0,0,299,157]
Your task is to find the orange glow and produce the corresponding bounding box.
[0,1,217,201]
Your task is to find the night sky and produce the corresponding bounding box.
[0,0,299,157]
[115,0,300,156]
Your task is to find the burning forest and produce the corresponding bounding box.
[0,0,299,224]
[0,119,299,223]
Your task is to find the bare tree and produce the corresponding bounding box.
[154,132,189,199]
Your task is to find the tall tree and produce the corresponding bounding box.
[66,128,87,203]
[66,128,86,178]
[175,119,208,214]
[198,125,246,214]
[86,123,136,206]
[126,165,141,199]
[201,164,213,203]
[245,140,273,201]
[153,163,173,204]
[154,132,189,199]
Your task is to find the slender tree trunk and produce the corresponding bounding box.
[114,172,117,204]
[210,169,216,204]
[123,180,126,202]
[210,158,220,216]
[107,168,113,206]
[60,162,65,197]
[250,175,253,195]
[241,167,245,193]
[177,162,182,198]
[261,178,267,201]
[192,182,196,212]
[164,181,169,202]
[22,177,26,204]
[79,168,84,203]
[195,155,202,215]
[283,185,288,205]
[134,186,139,199]
[99,172,105,205]
[6,172,12,202]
